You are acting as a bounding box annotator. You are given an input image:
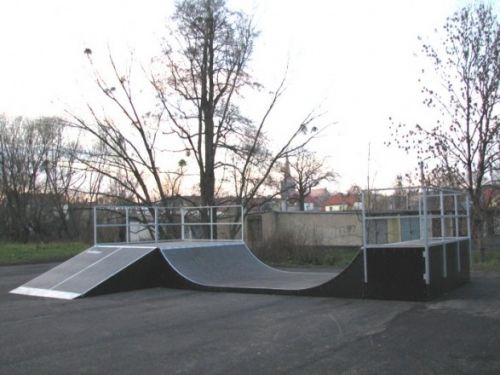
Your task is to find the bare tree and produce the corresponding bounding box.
[0,115,42,241]
[388,4,499,257]
[70,50,186,207]
[163,159,188,197]
[0,115,81,241]
[151,0,255,210]
[287,148,335,211]
[152,0,322,215]
[72,1,325,241]
[347,184,362,195]
[221,108,320,238]
[40,124,84,238]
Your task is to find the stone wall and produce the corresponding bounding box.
[246,211,363,249]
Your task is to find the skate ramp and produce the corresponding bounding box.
[159,242,364,297]
[10,241,364,300]
[10,245,161,299]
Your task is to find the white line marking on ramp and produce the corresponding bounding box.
[50,247,124,290]
[10,286,80,300]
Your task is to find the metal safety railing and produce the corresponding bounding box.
[361,187,470,247]
[93,205,244,245]
[361,187,471,284]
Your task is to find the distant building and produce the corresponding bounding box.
[301,188,331,211]
[279,157,331,212]
[282,187,331,212]
[323,193,361,211]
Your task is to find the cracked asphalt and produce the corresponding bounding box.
[1,263,499,374]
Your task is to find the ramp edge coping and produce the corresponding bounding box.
[10,286,80,300]
[96,240,244,249]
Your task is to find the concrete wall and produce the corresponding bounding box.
[246,211,363,248]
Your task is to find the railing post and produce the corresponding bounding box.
[154,206,158,243]
[210,207,213,240]
[422,187,430,285]
[466,193,472,266]
[241,205,244,241]
[125,207,129,243]
[440,190,445,238]
[440,190,447,278]
[93,206,97,245]
[454,193,461,271]
[181,207,185,241]
[361,191,368,284]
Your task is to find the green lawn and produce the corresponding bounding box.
[274,248,500,274]
[263,247,360,269]
[0,242,88,265]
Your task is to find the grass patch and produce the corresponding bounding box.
[0,242,88,265]
[473,250,500,273]
[256,242,500,274]
[281,247,359,268]
[254,244,359,269]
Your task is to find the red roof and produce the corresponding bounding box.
[324,194,359,207]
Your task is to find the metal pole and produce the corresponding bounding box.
[210,207,213,241]
[125,207,129,243]
[422,187,430,285]
[93,206,97,245]
[454,193,461,272]
[361,191,368,283]
[181,207,185,241]
[466,193,472,268]
[241,205,244,241]
[419,192,423,239]
[440,190,445,238]
[440,190,447,278]
[154,207,158,243]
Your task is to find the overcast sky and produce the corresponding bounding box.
[0,0,490,192]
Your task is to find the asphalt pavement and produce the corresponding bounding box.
[1,262,499,374]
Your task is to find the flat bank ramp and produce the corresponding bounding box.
[159,242,364,298]
[10,245,161,299]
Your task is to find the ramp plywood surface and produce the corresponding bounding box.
[10,246,157,299]
[161,244,337,290]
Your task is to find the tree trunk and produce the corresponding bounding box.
[299,196,305,211]
[472,199,486,262]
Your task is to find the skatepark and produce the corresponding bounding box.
[11,188,472,301]
[2,188,500,374]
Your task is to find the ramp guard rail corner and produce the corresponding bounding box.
[93,205,244,245]
[361,186,471,286]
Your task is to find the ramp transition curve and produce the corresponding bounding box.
[11,240,469,300]
[10,241,364,299]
